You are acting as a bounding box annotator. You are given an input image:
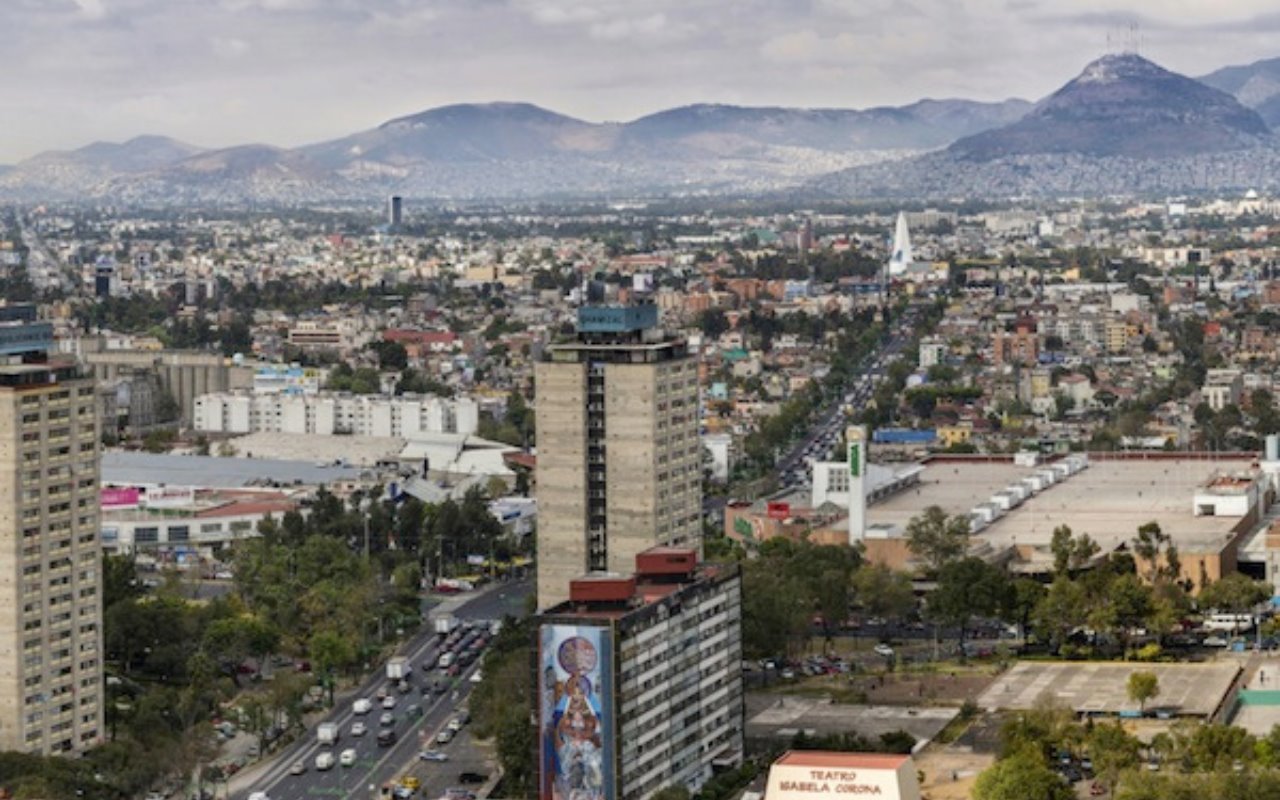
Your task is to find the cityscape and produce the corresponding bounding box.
[11,3,1280,800]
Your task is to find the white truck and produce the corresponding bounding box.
[386,656,412,682]
[352,698,372,715]
[434,615,459,636]
[317,722,340,746]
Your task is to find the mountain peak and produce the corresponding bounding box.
[1074,52,1162,85]
[949,53,1271,160]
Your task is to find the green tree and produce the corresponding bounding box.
[1087,721,1141,795]
[973,747,1074,800]
[851,564,916,622]
[928,557,1012,652]
[1032,576,1089,653]
[1127,671,1160,712]
[1198,573,1271,614]
[905,505,971,574]
[1050,524,1099,576]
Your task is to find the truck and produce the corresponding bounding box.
[434,616,459,636]
[387,656,412,682]
[315,752,335,771]
[317,722,339,746]
[438,652,456,670]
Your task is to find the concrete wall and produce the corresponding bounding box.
[535,361,589,610]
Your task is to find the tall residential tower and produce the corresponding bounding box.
[534,304,701,609]
[0,305,103,754]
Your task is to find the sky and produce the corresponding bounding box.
[4,0,1280,162]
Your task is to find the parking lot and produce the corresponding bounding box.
[978,661,1241,717]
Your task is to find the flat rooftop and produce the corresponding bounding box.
[102,451,365,489]
[978,661,1241,717]
[746,695,956,747]
[867,456,1255,553]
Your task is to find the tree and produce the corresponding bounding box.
[1127,671,1160,713]
[1087,721,1141,796]
[1198,573,1271,614]
[1050,525,1099,576]
[1132,521,1181,584]
[851,564,916,622]
[905,505,971,574]
[973,747,1074,800]
[928,557,1012,652]
[1032,576,1088,654]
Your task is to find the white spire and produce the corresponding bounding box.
[889,211,913,276]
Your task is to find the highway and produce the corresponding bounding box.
[776,304,925,489]
[234,578,530,800]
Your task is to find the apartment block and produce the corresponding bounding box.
[535,304,702,610]
[536,547,744,800]
[193,391,478,437]
[0,306,103,754]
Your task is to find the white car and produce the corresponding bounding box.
[436,728,454,744]
[874,643,895,658]
[382,695,396,709]
[380,711,395,727]
[351,721,367,737]
[249,794,270,800]
[340,748,357,767]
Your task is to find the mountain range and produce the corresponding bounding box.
[4,52,1280,202]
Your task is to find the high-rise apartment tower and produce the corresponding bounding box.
[534,304,701,609]
[0,305,103,754]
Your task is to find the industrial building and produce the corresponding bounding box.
[0,305,103,754]
[534,304,701,609]
[537,547,743,800]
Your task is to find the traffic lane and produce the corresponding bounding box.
[414,727,491,800]
[453,578,531,622]
[245,640,445,796]
[365,667,484,795]
[263,666,464,800]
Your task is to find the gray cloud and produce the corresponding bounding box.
[1,0,1278,161]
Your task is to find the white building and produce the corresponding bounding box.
[193,391,479,437]
[918,338,947,369]
[703,433,735,483]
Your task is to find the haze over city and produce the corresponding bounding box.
[5,0,1280,162]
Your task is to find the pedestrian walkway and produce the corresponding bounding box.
[1230,653,1280,736]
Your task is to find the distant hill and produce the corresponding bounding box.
[949,53,1271,160]
[812,54,1278,199]
[1200,56,1280,128]
[0,98,1029,202]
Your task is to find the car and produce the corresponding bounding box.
[400,777,422,791]
[339,748,357,767]
[376,687,389,700]
[448,717,464,732]
[458,772,488,785]
[247,794,270,800]
[351,721,367,737]
[314,752,334,771]
[392,788,414,800]
[437,729,454,744]
[874,643,895,658]
[378,728,398,746]
[1204,635,1230,647]
[433,682,448,695]
[780,669,795,680]
[288,760,307,775]
[353,698,372,715]
[406,704,422,719]
[420,750,449,762]
[380,711,395,727]
[382,695,397,709]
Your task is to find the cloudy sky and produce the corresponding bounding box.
[3,0,1280,162]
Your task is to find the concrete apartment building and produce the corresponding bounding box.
[536,547,744,800]
[0,306,103,754]
[192,390,479,437]
[535,304,702,609]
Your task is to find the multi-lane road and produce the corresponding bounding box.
[777,305,924,489]
[234,579,530,800]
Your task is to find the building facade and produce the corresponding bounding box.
[0,306,103,754]
[537,548,743,800]
[193,391,478,437]
[535,304,702,609]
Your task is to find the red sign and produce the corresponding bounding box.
[767,501,791,520]
[100,487,140,508]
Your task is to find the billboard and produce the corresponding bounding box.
[539,624,614,800]
[100,487,141,508]
[848,442,861,478]
[766,501,791,520]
